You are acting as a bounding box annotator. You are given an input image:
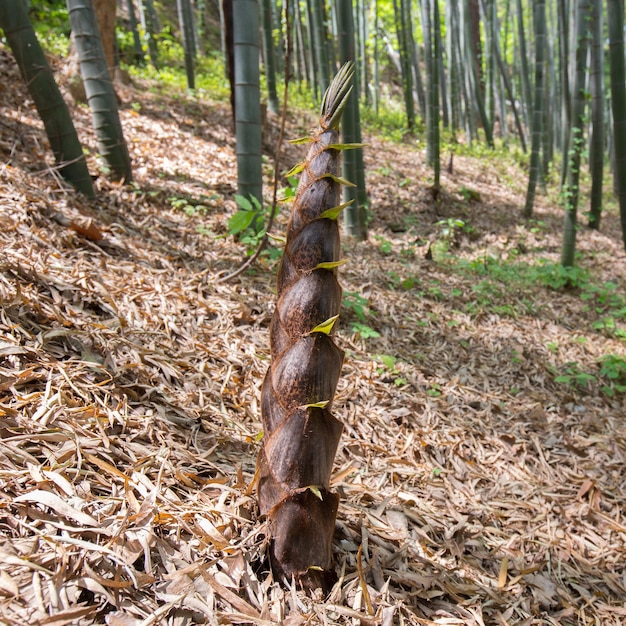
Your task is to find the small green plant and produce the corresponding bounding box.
[598,354,626,396]
[554,361,596,390]
[581,281,626,340]
[169,194,215,217]
[426,282,445,300]
[343,292,380,338]
[511,349,523,364]
[532,261,589,290]
[435,218,473,252]
[350,322,380,339]
[228,194,263,235]
[279,175,299,202]
[427,383,442,397]
[374,235,393,255]
[374,165,393,177]
[581,281,623,310]
[527,219,547,235]
[398,276,417,290]
[458,186,480,202]
[343,291,369,321]
[227,194,281,256]
[374,354,407,386]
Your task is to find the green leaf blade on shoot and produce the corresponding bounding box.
[318,200,353,221]
[313,259,347,271]
[267,232,286,244]
[288,137,314,145]
[321,173,356,187]
[284,162,305,177]
[309,314,339,335]
[301,400,330,409]
[326,143,369,150]
[306,485,323,500]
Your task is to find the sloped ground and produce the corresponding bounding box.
[1,45,625,625]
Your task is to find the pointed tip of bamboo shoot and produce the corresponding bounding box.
[320,62,355,131]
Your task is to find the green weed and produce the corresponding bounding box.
[532,260,590,290]
[553,361,596,391]
[374,235,393,255]
[343,292,380,338]
[598,354,626,396]
[374,354,407,387]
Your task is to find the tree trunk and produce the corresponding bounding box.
[260,0,279,114]
[393,0,415,130]
[523,0,546,218]
[588,0,604,229]
[421,0,434,160]
[125,0,144,64]
[422,0,440,188]
[223,0,235,120]
[606,0,626,249]
[233,0,263,208]
[257,64,353,592]
[336,0,367,240]
[562,0,592,267]
[0,0,94,197]
[463,0,493,146]
[139,0,159,68]
[177,0,196,89]
[311,0,330,95]
[515,0,532,131]
[558,0,571,186]
[487,0,526,151]
[93,0,116,74]
[67,0,133,183]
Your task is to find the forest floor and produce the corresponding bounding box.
[1,44,626,626]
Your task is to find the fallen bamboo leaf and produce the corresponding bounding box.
[14,489,100,528]
[498,556,509,589]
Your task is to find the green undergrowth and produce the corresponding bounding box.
[357,243,626,396]
[28,1,70,56]
[373,229,626,342]
[125,52,230,101]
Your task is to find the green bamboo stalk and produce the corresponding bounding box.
[311,0,330,94]
[558,0,571,186]
[139,0,159,68]
[260,0,280,113]
[336,0,367,240]
[561,0,592,267]
[588,0,604,229]
[67,0,133,183]
[523,0,546,218]
[233,0,263,208]
[177,0,196,89]
[606,0,626,249]
[393,0,415,129]
[0,0,94,197]
[125,0,144,65]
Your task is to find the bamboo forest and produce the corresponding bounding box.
[1,0,626,623]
